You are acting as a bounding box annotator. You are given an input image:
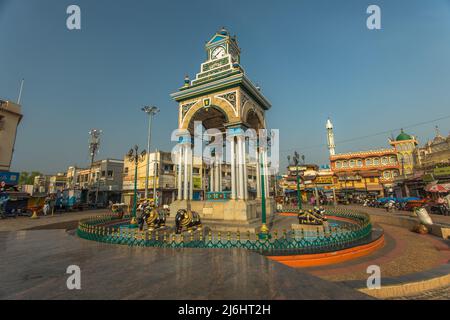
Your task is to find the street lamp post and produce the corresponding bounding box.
[142,106,160,200]
[287,151,303,211]
[88,129,102,206]
[258,144,269,240]
[258,132,274,240]
[127,145,146,226]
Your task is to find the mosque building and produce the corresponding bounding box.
[326,118,402,197]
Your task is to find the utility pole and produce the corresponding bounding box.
[142,106,160,199]
[17,79,25,105]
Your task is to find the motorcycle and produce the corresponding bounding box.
[385,201,396,213]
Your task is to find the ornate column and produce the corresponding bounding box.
[189,146,193,200]
[237,135,245,199]
[177,146,183,200]
[218,153,223,192]
[229,136,236,199]
[242,137,248,200]
[236,137,241,199]
[215,152,220,192]
[183,143,189,200]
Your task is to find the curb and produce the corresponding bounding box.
[341,262,450,299]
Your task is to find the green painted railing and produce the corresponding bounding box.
[76,207,373,255]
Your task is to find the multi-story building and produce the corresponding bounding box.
[389,129,418,175]
[0,99,23,172]
[330,149,400,196]
[326,118,401,197]
[33,175,51,194]
[395,127,450,197]
[122,151,180,207]
[65,159,124,205]
[48,173,67,194]
[414,127,450,170]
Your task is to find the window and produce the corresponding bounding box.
[357,159,363,167]
[381,157,388,165]
[366,158,373,166]
[349,160,355,167]
[373,158,380,165]
[124,167,129,174]
[107,170,113,178]
[370,177,375,183]
[404,154,411,164]
[0,115,4,130]
[335,161,342,169]
[383,171,391,179]
[342,161,348,168]
[101,171,106,177]
[393,170,399,177]
[390,156,397,164]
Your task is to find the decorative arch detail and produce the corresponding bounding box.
[242,102,265,129]
[180,95,239,130]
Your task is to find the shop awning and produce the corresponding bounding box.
[425,182,450,193]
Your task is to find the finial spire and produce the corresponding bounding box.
[326,118,335,156]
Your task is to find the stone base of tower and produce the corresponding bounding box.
[168,199,278,233]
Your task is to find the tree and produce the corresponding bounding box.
[18,171,42,185]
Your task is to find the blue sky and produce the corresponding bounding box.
[1,0,450,174]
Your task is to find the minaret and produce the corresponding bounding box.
[326,118,336,156]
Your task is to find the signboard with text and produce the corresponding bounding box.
[0,171,20,186]
[314,176,334,185]
[433,166,450,177]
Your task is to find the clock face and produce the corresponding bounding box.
[211,46,226,60]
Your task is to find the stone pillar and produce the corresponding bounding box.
[236,137,241,199]
[218,152,222,192]
[237,135,244,200]
[177,146,183,200]
[215,153,220,192]
[230,136,236,200]
[189,147,193,200]
[183,144,189,200]
[242,137,248,200]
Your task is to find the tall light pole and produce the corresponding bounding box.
[287,151,303,211]
[88,129,102,205]
[153,149,158,206]
[258,135,273,240]
[142,106,160,200]
[127,145,146,227]
[258,144,269,240]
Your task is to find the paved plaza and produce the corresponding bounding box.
[0,229,371,300]
[0,205,449,300]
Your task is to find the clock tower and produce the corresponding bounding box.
[187,27,243,87]
[170,28,273,232]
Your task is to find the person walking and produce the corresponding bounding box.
[0,187,9,219]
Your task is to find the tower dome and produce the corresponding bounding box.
[396,129,413,141]
[326,118,333,129]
